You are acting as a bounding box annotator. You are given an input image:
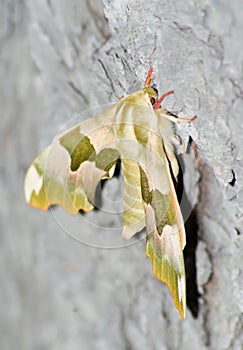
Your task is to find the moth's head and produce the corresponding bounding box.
[142,86,158,107]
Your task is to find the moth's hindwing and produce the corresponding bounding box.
[121,158,145,239]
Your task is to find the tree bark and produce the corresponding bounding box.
[1,0,242,349]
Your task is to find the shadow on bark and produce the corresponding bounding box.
[177,152,199,318]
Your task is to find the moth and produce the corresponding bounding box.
[24,65,196,318]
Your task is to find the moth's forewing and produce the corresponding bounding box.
[24,105,119,214]
[142,149,186,318]
[136,97,186,318]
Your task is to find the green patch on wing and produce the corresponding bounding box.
[133,124,148,144]
[139,166,152,204]
[60,127,96,171]
[96,148,120,172]
[151,189,176,234]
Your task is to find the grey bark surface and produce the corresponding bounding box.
[1,1,242,349]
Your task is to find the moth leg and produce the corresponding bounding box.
[159,111,197,123]
[173,115,197,122]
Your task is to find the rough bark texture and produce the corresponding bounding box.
[1,1,242,349]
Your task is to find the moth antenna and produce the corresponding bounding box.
[153,90,174,109]
[144,48,156,87]
[154,90,197,123]
[144,65,153,87]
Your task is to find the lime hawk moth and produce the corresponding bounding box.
[24,65,196,318]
